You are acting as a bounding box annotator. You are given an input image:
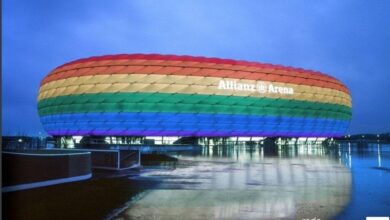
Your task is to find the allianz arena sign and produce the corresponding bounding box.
[218,80,294,95]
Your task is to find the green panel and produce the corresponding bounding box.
[38,92,352,119]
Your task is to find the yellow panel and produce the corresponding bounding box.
[40,74,350,99]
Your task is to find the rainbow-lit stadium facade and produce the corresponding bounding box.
[38,54,352,137]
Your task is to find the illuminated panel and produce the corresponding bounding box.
[37,54,352,137]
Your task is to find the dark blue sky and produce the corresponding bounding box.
[2,0,390,135]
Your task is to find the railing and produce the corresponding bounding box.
[120,151,140,168]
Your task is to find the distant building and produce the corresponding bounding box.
[1,136,50,150]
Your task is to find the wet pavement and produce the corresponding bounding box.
[3,143,389,220]
[114,145,352,220]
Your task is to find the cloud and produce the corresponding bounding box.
[3,0,390,134]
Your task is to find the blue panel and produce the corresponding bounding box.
[41,112,350,136]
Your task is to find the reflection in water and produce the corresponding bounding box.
[348,143,352,168]
[378,144,382,167]
[334,143,390,219]
[114,145,352,220]
[340,142,386,170]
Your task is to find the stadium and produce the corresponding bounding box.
[37,54,352,146]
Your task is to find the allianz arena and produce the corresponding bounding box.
[38,54,352,137]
